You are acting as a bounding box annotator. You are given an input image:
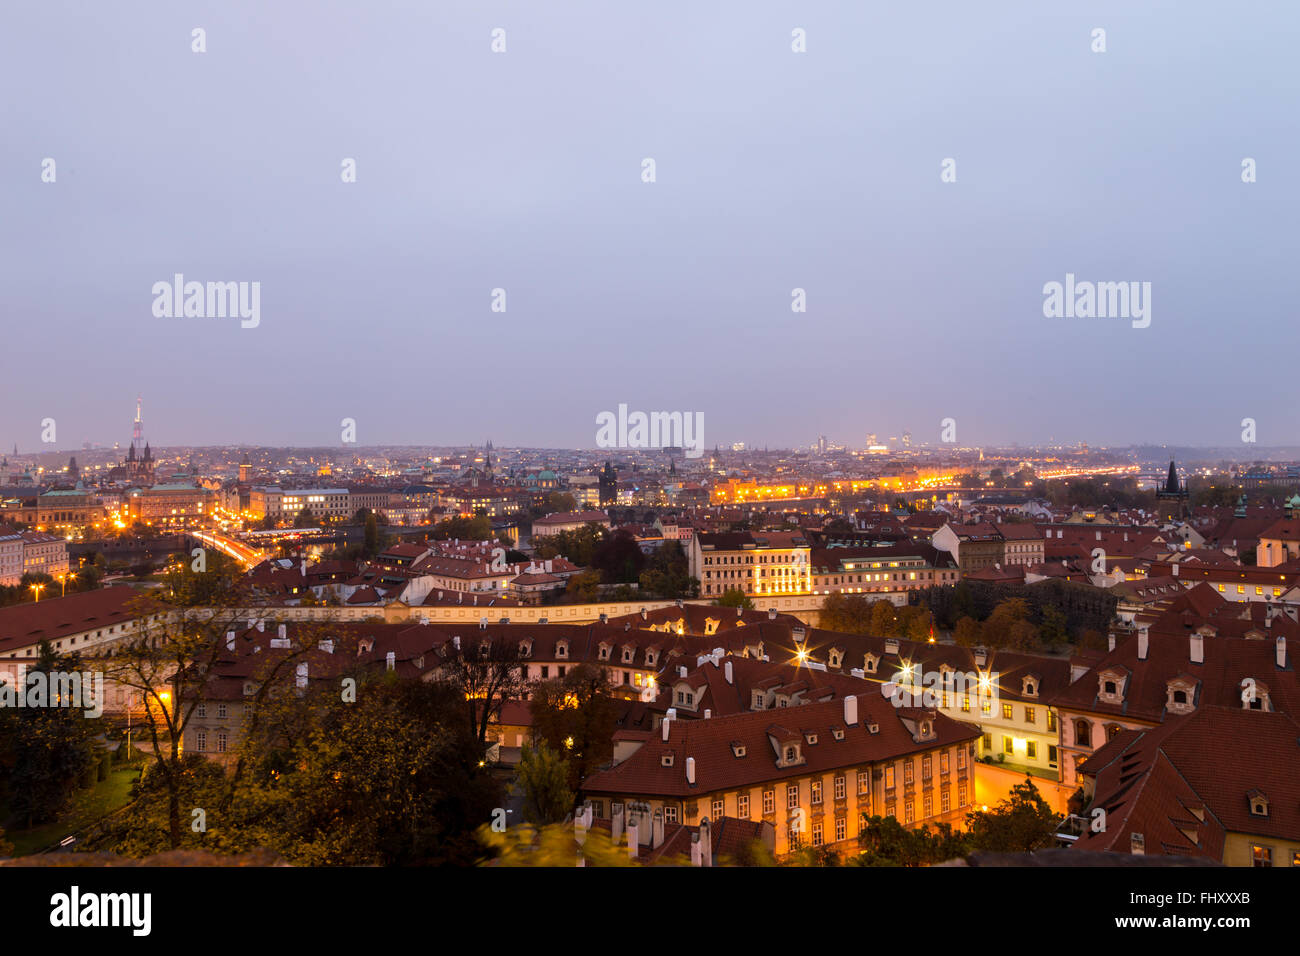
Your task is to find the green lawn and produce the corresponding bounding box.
[5,765,142,856]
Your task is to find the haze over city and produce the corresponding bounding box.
[5,1,1298,449]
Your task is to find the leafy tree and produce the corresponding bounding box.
[363,512,379,557]
[964,777,1062,853]
[714,588,754,610]
[430,515,494,542]
[528,664,616,790]
[953,616,982,647]
[591,529,645,584]
[0,642,100,827]
[852,814,968,866]
[514,743,575,825]
[818,592,875,635]
[478,820,635,866]
[565,570,602,602]
[162,549,244,607]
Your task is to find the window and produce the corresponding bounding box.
[196,731,206,751]
[1047,711,1057,732]
[1024,706,1036,724]
[940,752,949,773]
[885,766,895,789]
[196,703,206,718]
[812,822,824,846]
[1252,845,1272,867]
[981,699,993,716]
[958,783,967,806]
[904,761,914,785]
[857,770,870,795]
[835,817,846,842]
[982,732,992,752]
[1026,740,1038,759]
[957,747,966,769]
[216,703,228,719]
[762,790,775,814]
[712,798,724,819]
[923,793,932,818]
[1002,735,1013,754]
[1049,744,1059,765]
[738,794,750,817]
[811,780,822,805]
[1002,703,1014,720]
[787,784,799,809]
[665,805,678,823]
[921,756,932,779]
[904,800,914,824]
[961,696,970,713]
[1075,720,1091,747]
[834,775,846,800]
[941,789,951,813]
[216,732,227,753]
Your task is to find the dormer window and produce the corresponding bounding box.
[919,720,932,737]
[518,640,531,658]
[622,647,634,664]
[597,643,611,661]
[1241,679,1271,711]
[752,692,765,710]
[478,642,490,659]
[832,728,845,741]
[1249,792,1269,817]
[1166,678,1197,715]
[829,648,843,668]
[784,746,797,762]
[556,641,569,659]
[731,742,746,758]
[645,650,657,666]
[1097,671,1126,704]
[1022,677,1038,698]
[661,753,675,767]
[805,733,818,746]
[864,653,879,674]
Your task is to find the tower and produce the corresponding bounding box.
[239,452,252,483]
[599,461,617,506]
[1156,459,1190,521]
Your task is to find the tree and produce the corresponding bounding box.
[528,664,616,790]
[292,506,315,528]
[852,814,968,866]
[566,570,602,603]
[514,743,575,825]
[363,513,379,557]
[591,529,645,584]
[818,592,875,635]
[953,616,982,647]
[869,599,899,636]
[441,636,529,751]
[0,642,100,827]
[964,777,1062,853]
[430,515,493,542]
[714,588,754,610]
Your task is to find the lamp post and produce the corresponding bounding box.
[29,582,45,602]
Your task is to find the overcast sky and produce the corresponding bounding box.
[3,1,1297,452]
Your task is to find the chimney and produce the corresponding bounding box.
[724,660,733,684]
[278,623,287,640]
[256,619,265,632]
[768,608,777,620]
[319,638,334,654]
[386,651,396,671]
[704,709,711,719]
[686,756,696,785]
[641,607,648,620]
[1190,632,1204,665]
[599,613,607,624]
[1172,563,1179,577]
[611,803,624,842]
[626,821,640,859]
[453,635,461,650]
[652,808,664,848]
[662,716,672,741]
[690,832,702,866]
[1130,832,1145,855]
[679,665,688,677]
[844,694,858,726]
[295,662,308,690]
[225,631,235,651]
[698,817,713,867]
[973,646,987,667]
[1137,626,1149,661]
[1107,632,1116,652]
[1278,635,1288,669]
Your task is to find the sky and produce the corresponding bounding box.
[2,1,1297,453]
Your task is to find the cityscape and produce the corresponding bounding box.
[2,0,1291,937]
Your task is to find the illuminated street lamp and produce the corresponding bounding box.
[29,582,45,602]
